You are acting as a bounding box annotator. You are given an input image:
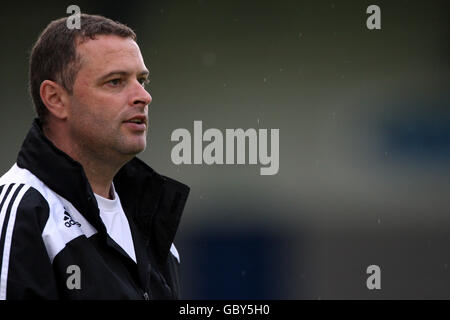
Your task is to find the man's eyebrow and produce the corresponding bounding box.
[98,70,149,82]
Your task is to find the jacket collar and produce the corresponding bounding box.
[17,119,190,267]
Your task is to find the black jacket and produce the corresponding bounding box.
[0,119,190,300]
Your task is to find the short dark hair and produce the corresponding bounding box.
[29,14,137,123]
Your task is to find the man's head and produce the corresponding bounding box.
[29,14,152,164]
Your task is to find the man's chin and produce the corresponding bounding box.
[125,145,146,156]
[118,142,146,157]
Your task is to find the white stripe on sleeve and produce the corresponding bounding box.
[0,184,30,300]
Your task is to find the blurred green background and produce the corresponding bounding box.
[0,0,449,299]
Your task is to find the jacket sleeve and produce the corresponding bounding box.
[0,184,59,300]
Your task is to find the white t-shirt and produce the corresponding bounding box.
[94,185,137,263]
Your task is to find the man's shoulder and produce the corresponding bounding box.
[0,177,49,240]
[1,163,43,191]
[0,164,87,244]
[0,163,60,219]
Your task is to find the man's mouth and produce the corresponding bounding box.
[123,115,147,131]
[126,118,144,124]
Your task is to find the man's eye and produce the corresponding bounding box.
[108,78,123,86]
[139,78,150,87]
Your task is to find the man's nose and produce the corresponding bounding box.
[130,81,152,107]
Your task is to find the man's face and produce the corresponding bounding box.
[67,35,152,162]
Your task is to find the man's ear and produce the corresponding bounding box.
[39,80,70,120]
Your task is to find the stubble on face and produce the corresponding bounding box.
[66,35,151,165]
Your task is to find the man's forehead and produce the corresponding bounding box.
[76,35,142,61]
[75,35,146,75]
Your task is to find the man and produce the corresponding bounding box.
[0,14,190,299]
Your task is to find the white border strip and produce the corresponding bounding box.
[0,184,30,300]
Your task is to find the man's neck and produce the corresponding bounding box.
[81,158,117,199]
[43,124,128,200]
